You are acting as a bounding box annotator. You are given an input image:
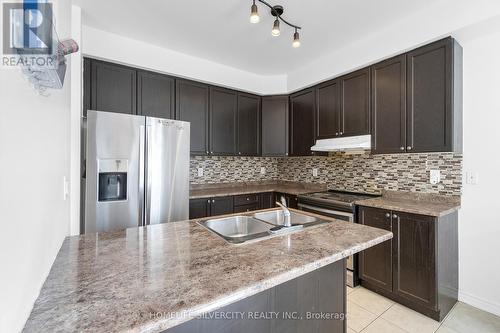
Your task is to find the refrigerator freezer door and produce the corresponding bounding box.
[145,117,190,225]
[85,111,145,233]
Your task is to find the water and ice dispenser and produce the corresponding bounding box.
[97,159,128,202]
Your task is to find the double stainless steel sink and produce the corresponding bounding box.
[199,209,330,244]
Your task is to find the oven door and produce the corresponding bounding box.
[298,203,355,281]
[298,203,354,222]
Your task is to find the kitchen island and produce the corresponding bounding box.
[23,208,392,333]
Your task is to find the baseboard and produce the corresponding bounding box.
[458,291,500,317]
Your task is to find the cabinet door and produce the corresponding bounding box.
[210,87,238,155]
[176,79,209,155]
[358,207,393,292]
[189,198,210,219]
[261,96,289,156]
[137,70,175,119]
[237,93,260,156]
[340,68,370,136]
[407,38,452,152]
[290,89,316,156]
[393,212,437,309]
[275,192,298,209]
[316,79,341,139]
[91,60,137,115]
[260,192,276,209]
[210,196,234,216]
[371,55,407,154]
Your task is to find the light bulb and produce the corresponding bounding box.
[250,3,260,23]
[292,31,300,48]
[271,19,280,37]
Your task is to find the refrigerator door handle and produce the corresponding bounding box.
[145,125,153,225]
[139,125,146,227]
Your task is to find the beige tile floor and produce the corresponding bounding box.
[346,286,500,333]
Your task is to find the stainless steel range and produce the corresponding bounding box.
[298,190,380,287]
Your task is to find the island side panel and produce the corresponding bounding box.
[165,260,346,333]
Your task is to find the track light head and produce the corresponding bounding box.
[250,2,260,23]
[271,19,280,37]
[292,30,300,48]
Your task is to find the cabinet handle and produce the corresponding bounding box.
[212,199,215,203]
[400,147,405,151]
[340,132,343,135]
[238,152,241,155]
[392,214,398,219]
[206,150,209,154]
[407,146,412,151]
[335,132,339,136]
[385,213,390,218]
[207,199,210,203]
[246,197,250,201]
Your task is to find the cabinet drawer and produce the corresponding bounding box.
[234,194,259,206]
[233,203,259,213]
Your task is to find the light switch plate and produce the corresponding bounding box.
[260,167,266,175]
[430,170,441,185]
[63,176,69,200]
[197,168,204,177]
[312,168,318,177]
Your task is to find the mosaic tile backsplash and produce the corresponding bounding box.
[190,152,462,196]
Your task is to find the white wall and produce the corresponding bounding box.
[82,26,287,95]
[0,0,72,331]
[287,0,500,92]
[454,23,500,316]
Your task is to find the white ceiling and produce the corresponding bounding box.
[75,0,438,75]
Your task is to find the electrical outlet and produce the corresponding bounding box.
[260,167,266,175]
[312,168,318,177]
[466,172,478,185]
[197,168,204,177]
[429,170,441,185]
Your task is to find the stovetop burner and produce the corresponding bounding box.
[304,190,379,203]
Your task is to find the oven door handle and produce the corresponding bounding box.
[298,203,354,219]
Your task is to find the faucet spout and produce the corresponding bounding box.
[275,196,292,227]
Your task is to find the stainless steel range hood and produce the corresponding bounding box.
[310,135,371,152]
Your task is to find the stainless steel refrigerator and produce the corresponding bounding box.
[84,110,190,233]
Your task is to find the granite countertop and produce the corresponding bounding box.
[189,181,327,199]
[23,208,392,333]
[355,191,461,217]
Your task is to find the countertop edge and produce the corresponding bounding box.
[139,231,393,333]
[355,200,461,217]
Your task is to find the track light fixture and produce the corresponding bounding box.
[249,0,302,47]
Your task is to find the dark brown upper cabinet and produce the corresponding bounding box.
[137,70,175,119]
[407,37,462,153]
[371,55,407,154]
[176,79,210,155]
[340,68,371,137]
[90,60,137,115]
[371,37,462,154]
[261,96,289,156]
[290,88,316,156]
[209,87,238,155]
[316,79,341,139]
[237,93,261,156]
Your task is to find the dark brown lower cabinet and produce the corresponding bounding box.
[358,207,393,292]
[260,192,276,209]
[189,196,233,219]
[358,206,458,321]
[275,192,298,209]
[166,260,346,333]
